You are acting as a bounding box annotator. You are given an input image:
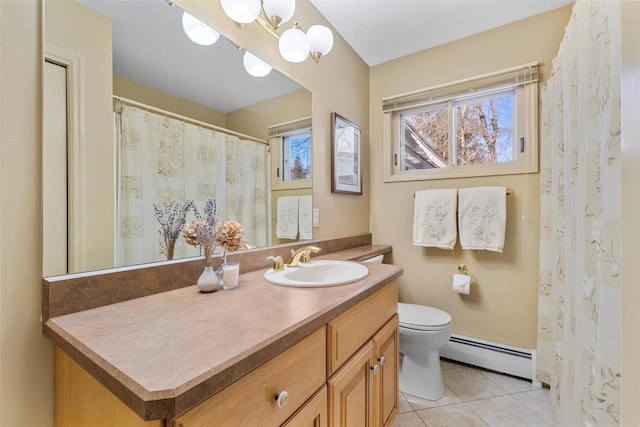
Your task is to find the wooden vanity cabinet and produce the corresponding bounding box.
[53,281,399,427]
[327,282,399,427]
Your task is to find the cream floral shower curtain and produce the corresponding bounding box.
[116,104,268,266]
[537,0,621,425]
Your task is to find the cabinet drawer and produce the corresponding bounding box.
[173,328,326,427]
[327,282,398,376]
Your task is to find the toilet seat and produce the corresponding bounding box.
[398,303,452,331]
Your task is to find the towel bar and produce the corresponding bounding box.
[413,187,513,198]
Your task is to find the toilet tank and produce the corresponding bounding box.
[362,254,384,263]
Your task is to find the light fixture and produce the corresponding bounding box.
[182,12,220,46]
[262,0,295,30]
[243,51,273,77]
[221,0,334,64]
[221,0,261,24]
[306,25,333,63]
[279,23,310,63]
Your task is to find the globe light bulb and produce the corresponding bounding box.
[182,12,220,46]
[279,26,310,63]
[243,51,273,77]
[221,0,261,24]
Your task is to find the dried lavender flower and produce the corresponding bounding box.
[153,200,196,257]
[182,198,219,251]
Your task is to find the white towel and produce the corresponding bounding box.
[298,195,313,240]
[413,189,458,250]
[458,186,507,252]
[276,196,299,239]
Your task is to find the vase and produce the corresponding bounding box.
[198,245,221,292]
[197,266,221,293]
[166,239,176,260]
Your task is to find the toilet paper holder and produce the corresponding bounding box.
[457,264,470,276]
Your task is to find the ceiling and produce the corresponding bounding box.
[73,0,574,113]
[309,0,574,66]
[75,0,304,113]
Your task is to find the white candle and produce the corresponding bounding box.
[222,262,240,289]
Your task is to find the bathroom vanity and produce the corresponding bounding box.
[43,237,402,427]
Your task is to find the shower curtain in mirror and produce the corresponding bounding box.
[115,104,268,266]
[537,0,621,425]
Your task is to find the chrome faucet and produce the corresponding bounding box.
[288,246,321,267]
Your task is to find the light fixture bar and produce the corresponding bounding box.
[220,0,333,63]
[255,14,281,38]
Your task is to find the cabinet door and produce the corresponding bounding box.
[282,386,328,427]
[328,341,375,427]
[327,282,398,376]
[373,315,399,427]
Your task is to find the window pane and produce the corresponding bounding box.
[283,132,311,181]
[454,92,514,166]
[400,107,449,170]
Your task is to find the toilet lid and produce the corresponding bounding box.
[398,303,451,330]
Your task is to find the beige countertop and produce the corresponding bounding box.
[43,244,402,421]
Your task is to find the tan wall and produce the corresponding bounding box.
[369,6,572,350]
[226,88,311,140]
[0,1,55,425]
[176,0,371,243]
[45,0,114,272]
[621,0,640,423]
[114,74,227,128]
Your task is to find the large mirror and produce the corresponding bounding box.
[43,0,313,276]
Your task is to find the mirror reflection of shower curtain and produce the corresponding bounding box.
[115,103,268,266]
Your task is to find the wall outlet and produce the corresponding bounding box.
[312,208,319,227]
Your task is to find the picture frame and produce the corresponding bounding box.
[331,113,362,195]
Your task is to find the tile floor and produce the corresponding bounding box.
[393,359,555,427]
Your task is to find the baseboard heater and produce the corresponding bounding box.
[440,334,537,381]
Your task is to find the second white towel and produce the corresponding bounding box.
[458,186,507,252]
[413,189,458,250]
[298,195,313,240]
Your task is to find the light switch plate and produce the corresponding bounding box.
[312,208,319,227]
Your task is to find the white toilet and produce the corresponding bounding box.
[398,302,452,401]
[361,255,452,400]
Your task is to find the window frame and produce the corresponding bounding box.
[383,63,539,182]
[269,117,312,191]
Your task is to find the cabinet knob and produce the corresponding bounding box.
[371,364,379,374]
[275,391,289,408]
[379,356,385,366]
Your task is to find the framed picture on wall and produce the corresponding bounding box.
[331,113,362,195]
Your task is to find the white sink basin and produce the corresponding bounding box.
[264,260,370,287]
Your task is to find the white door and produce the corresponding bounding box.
[42,60,68,276]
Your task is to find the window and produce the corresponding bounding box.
[282,131,311,181]
[384,63,538,181]
[269,117,312,190]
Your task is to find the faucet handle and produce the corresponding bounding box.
[267,256,284,271]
